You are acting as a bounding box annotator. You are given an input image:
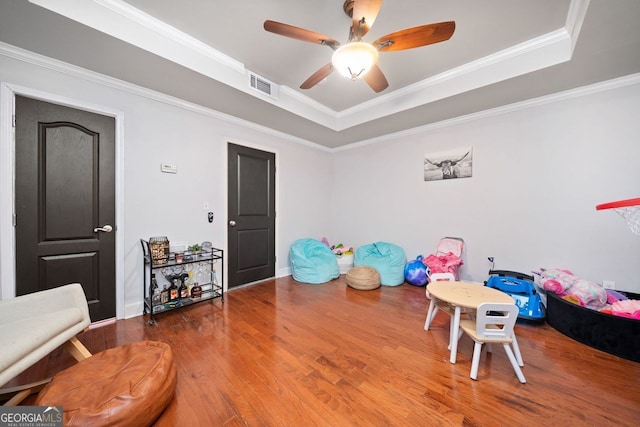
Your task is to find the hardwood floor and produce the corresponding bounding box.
[10,276,640,426]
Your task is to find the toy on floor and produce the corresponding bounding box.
[321,238,354,274]
[538,268,607,310]
[404,255,431,286]
[321,237,353,255]
[423,237,464,279]
[485,269,546,321]
[543,198,640,362]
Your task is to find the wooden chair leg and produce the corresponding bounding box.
[63,336,93,362]
[1,379,50,406]
[2,337,91,406]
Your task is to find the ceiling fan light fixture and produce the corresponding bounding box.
[331,42,378,80]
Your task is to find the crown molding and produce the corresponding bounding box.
[28,0,338,130]
[0,41,332,152]
[566,0,590,52]
[3,39,637,156]
[334,72,640,153]
[336,28,572,130]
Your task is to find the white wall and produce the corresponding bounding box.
[0,49,334,316]
[331,80,640,292]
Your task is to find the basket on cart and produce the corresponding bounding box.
[149,236,170,265]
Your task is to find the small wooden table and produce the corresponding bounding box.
[426,281,514,363]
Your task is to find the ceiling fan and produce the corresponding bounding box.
[264,0,455,93]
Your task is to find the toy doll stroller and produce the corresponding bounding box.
[423,237,464,280]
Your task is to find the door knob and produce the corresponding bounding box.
[229,220,236,227]
[93,225,113,233]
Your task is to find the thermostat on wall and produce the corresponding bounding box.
[161,163,177,174]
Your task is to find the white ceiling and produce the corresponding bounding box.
[1,0,640,148]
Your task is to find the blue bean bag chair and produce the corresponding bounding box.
[354,242,406,286]
[290,238,340,284]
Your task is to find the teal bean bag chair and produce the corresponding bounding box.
[290,238,340,284]
[354,242,406,286]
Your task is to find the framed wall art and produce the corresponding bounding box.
[424,147,473,181]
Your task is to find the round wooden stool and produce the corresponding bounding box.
[36,341,176,427]
[346,266,381,290]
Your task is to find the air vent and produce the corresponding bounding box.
[249,72,278,99]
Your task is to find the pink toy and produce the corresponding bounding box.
[542,279,566,296]
[606,289,628,304]
[320,238,353,255]
[610,299,640,315]
[539,268,576,295]
[540,268,607,310]
[423,237,464,280]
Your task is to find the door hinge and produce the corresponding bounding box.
[12,114,16,128]
[12,214,16,226]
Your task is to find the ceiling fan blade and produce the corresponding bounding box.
[351,0,383,39]
[373,21,455,52]
[300,63,334,89]
[364,64,388,93]
[264,20,340,49]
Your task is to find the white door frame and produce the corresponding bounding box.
[0,82,126,319]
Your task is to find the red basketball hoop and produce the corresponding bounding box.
[596,197,640,236]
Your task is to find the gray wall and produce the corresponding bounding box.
[330,80,640,292]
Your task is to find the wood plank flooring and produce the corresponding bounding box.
[8,276,640,426]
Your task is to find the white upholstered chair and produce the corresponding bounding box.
[459,302,526,383]
[0,283,92,405]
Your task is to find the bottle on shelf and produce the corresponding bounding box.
[160,285,169,304]
[179,273,189,299]
[169,278,179,301]
[212,269,219,292]
[191,281,202,299]
[186,271,194,297]
[151,274,161,306]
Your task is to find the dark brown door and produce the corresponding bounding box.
[227,143,276,288]
[15,96,116,321]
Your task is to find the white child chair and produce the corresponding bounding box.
[424,272,457,330]
[459,302,526,383]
